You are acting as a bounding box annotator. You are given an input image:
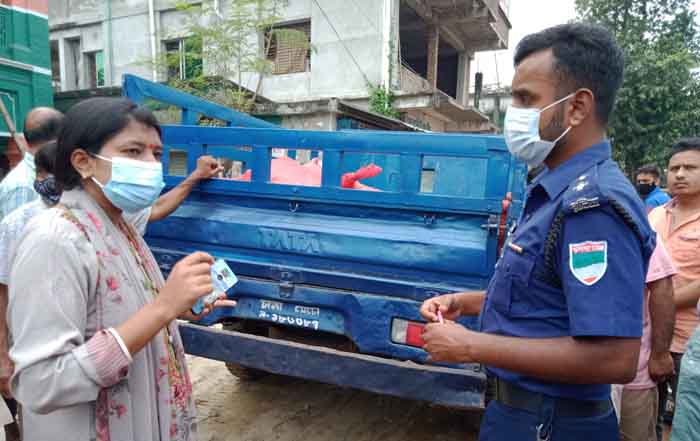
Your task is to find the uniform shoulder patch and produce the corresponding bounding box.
[569,241,608,286]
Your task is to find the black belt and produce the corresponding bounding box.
[487,377,612,418]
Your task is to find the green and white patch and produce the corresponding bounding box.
[569,241,608,286]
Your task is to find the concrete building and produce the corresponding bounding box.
[48,0,510,132]
[1,0,53,165]
[471,85,511,132]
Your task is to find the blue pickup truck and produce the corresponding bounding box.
[126,75,526,410]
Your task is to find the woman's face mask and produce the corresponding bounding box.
[91,154,165,213]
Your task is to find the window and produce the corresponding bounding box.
[65,38,81,90]
[164,36,202,81]
[265,20,311,75]
[85,51,105,88]
[50,40,61,91]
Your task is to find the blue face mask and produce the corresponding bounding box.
[91,155,165,213]
[503,93,575,167]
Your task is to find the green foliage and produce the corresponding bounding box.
[368,84,401,119]
[169,0,312,112]
[576,0,700,176]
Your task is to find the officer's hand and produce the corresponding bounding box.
[422,322,474,363]
[420,294,461,323]
[648,352,675,383]
[192,155,224,181]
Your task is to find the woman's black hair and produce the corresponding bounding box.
[54,97,161,190]
[34,141,57,175]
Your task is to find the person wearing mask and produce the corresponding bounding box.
[637,164,671,211]
[419,23,655,441]
[0,107,64,220]
[0,142,60,441]
[648,137,700,440]
[7,97,235,441]
[0,145,221,412]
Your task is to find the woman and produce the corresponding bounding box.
[8,98,234,441]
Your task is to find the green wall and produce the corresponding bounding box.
[0,7,53,150]
[0,7,51,69]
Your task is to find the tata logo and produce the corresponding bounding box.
[258,228,322,254]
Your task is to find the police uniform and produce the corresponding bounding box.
[478,141,656,441]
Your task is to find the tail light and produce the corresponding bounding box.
[391,318,426,348]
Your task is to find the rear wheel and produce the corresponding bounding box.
[222,322,270,381]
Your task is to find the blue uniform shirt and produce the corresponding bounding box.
[644,186,671,210]
[479,140,656,401]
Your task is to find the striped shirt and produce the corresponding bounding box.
[0,152,37,221]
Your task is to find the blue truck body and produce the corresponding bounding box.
[125,76,527,409]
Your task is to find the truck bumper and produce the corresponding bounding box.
[180,323,486,409]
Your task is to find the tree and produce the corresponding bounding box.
[170,0,312,113]
[576,0,700,177]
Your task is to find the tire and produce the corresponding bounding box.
[224,362,269,381]
[222,322,269,382]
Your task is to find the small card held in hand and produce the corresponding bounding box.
[191,259,239,315]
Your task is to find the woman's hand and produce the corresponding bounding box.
[180,293,238,321]
[156,252,215,320]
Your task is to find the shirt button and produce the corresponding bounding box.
[525,213,532,222]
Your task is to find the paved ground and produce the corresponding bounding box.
[188,356,482,441]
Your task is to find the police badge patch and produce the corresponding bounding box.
[569,241,608,286]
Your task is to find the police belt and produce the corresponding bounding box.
[487,376,612,418]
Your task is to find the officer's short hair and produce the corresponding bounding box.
[669,137,700,160]
[636,164,661,179]
[514,23,624,126]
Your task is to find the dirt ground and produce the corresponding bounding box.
[187,355,483,441]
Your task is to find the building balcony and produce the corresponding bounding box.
[401,0,511,54]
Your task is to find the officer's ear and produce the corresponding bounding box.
[567,88,594,128]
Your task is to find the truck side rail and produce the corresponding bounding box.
[161,124,526,217]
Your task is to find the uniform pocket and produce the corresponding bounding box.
[489,249,535,315]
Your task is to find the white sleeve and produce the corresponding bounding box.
[0,221,14,285]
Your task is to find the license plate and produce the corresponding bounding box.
[234,298,344,334]
[258,299,321,330]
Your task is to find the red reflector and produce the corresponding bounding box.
[406,322,426,347]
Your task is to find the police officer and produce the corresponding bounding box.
[420,23,655,441]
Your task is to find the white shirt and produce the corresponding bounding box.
[0,199,151,285]
[0,153,38,221]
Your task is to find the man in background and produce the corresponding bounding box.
[0,108,64,220]
[637,164,671,210]
[648,137,700,439]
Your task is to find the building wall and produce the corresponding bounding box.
[473,92,511,131]
[48,0,390,104]
[0,1,53,156]
[260,0,385,103]
[49,0,192,91]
